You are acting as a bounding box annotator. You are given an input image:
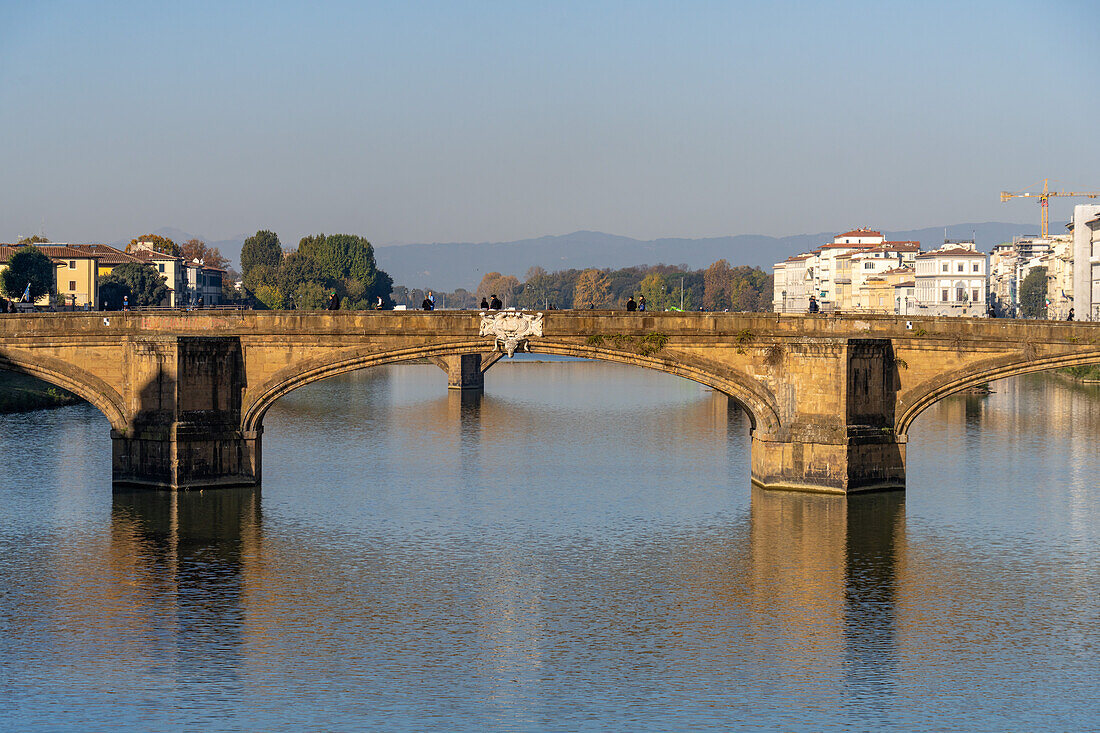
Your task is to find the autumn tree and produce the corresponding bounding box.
[476,271,520,306]
[1,246,55,302]
[702,260,733,310]
[128,234,182,257]
[573,269,611,309]
[180,238,230,270]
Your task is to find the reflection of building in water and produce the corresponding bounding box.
[749,489,905,686]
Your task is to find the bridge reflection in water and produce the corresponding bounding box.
[102,482,904,711]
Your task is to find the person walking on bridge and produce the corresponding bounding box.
[638,295,646,312]
[626,296,637,312]
[421,296,434,311]
[327,292,340,311]
[489,294,502,310]
[1068,308,1075,321]
[808,295,818,314]
[480,296,489,309]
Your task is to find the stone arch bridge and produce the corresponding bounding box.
[1,311,1096,493]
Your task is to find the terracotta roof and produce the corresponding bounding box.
[786,254,812,262]
[0,244,100,263]
[893,280,915,287]
[69,244,143,265]
[837,228,883,238]
[818,242,878,250]
[916,247,986,258]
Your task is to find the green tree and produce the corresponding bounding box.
[293,281,329,310]
[128,234,182,257]
[252,284,284,310]
[16,234,49,245]
[1019,266,1048,319]
[573,269,611,309]
[99,279,132,310]
[638,273,669,311]
[1,246,56,302]
[240,230,284,286]
[278,252,324,295]
[297,233,392,305]
[100,263,168,306]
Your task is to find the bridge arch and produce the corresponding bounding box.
[0,351,128,430]
[241,339,781,435]
[896,349,1100,437]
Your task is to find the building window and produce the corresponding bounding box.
[942,263,949,272]
[957,263,965,272]
[68,260,76,269]
[158,264,165,273]
[972,289,980,301]
[68,280,76,291]
[864,262,874,269]
[956,287,966,301]
[941,289,949,302]
[972,263,980,272]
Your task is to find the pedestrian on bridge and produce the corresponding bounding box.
[480,297,489,309]
[1068,308,1075,321]
[808,295,819,314]
[327,292,340,311]
[422,296,434,311]
[490,295,502,310]
[639,295,646,312]
[626,296,637,312]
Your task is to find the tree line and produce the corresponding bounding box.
[240,230,393,310]
[392,260,773,312]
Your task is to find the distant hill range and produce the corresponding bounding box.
[128,222,1040,292]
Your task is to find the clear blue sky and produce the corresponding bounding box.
[1,0,1097,246]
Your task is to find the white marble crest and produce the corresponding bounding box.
[479,311,544,357]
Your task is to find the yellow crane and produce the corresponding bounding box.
[1000,179,1100,238]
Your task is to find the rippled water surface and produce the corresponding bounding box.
[1,362,1097,731]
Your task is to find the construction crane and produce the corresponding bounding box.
[1000,179,1100,238]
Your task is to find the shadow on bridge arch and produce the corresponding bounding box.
[241,339,782,436]
[897,349,1100,437]
[0,351,128,430]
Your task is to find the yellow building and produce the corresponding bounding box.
[855,266,915,313]
[70,243,143,278]
[0,244,100,307]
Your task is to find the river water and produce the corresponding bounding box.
[0,361,1097,731]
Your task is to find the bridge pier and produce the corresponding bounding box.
[111,336,260,490]
[750,338,906,494]
[432,352,504,391]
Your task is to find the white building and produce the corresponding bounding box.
[183,260,224,306]
[1069,204,1100,321]
[913,242,988,317]
[772,254,811,313]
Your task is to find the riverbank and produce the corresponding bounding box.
[1060,365,1100,383]
[0,371,83,413]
